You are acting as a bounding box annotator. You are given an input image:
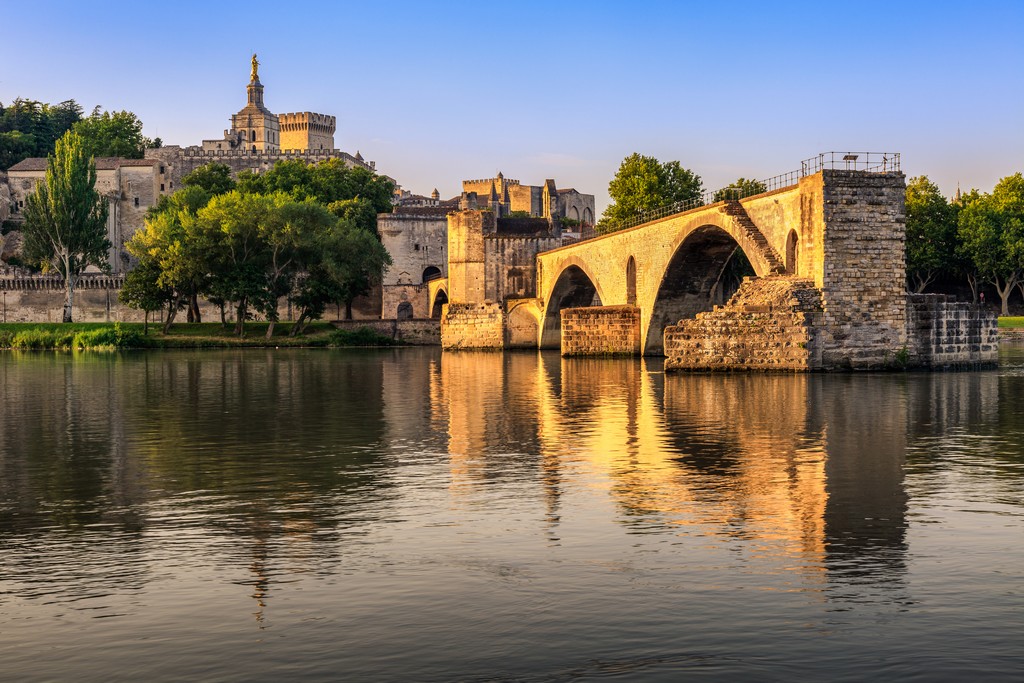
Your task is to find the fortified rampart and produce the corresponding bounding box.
[0,275,382,324]
[145,145,373,192]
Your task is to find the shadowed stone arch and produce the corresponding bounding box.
[644,224,757,354]
[786,229,800,275]
[428,280,449,318]
[507,300,542,348]
[541,264,604,349]
[431,288,448,318]
[626,256,637,305]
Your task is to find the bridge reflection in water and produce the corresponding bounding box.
[425,351,1011,601]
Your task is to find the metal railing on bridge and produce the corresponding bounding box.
[601,151,901,235]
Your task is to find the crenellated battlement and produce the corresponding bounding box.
[277,112,337,135]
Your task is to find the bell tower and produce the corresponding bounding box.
[229,53,280,152]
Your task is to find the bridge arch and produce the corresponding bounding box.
[541,261,605,349]
[428,279,449,319]
[643,223,758,354]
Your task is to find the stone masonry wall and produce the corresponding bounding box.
[441,302,505,350]
[332,319,440,345]
[484,235,562,302]
[664,277,825,371]
[819,171,908,368]
[561,305,640,356]
[907,294,999,368]
[0,276,381,323]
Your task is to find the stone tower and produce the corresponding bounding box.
[229,54,280,153]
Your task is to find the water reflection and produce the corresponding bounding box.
[1,347,1022,680]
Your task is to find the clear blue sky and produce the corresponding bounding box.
[2,0,1021,212]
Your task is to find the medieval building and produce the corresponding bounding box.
[379,173,595,320]
[1,55,377,279]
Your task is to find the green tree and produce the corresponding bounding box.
[196,191,281,336]
[181,162,237,196]
[21,130,110,322]
[126,185,213,331]
[957,173,1024,315]
[73,108,154,159]
[712,177,767,202]
[290,218,391,327]
[598,154,703,233]
[905,176,958,293]
[119,257,171,334]
[257,197,337,338]
[0,98,83,169]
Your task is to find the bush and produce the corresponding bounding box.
[328,327,396,347]
[1,323,142,349]
[72,323,143,349]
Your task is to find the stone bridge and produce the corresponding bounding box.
[441,167,999,370]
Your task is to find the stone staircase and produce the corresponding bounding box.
[720,201,786,274]
[664,277,824,371]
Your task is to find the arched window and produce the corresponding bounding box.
[397,302,414,320]
[422,266,442,283]
[786,230,800,275]
[570,206,580,221]
[583,207,593,224]
[626,256,637,305]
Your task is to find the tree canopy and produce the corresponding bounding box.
[236,158,394,233]
[73,107,158,159]
[598,154,703,233]
[125,159,393,335]
[181,162,236,196]
[905,176,958,292]
[712,177,767,202]
[21,130,110,322]
[0,98,83,169]
[957,173,1024,315]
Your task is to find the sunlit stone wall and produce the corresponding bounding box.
[561,305,640,356]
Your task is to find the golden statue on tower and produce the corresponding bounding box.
[250,53,259,81]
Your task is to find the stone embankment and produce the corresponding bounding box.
[906,294,998,368]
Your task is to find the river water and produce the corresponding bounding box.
[1,347,1022,681]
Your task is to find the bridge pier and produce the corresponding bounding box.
[561,305,640,356]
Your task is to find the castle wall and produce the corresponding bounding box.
[483,235,562,302]
[0,276,381,324]
[561,305,640,356]
[7,161,162,274]
[379,212,448,287]
[144,146,373,193]
[332,318,440,345]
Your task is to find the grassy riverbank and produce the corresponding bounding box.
[0,322,400,349]
[999,317,1024,328]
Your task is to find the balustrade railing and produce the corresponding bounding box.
[604,151,900,234]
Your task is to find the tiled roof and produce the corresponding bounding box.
[8,156,159,173]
